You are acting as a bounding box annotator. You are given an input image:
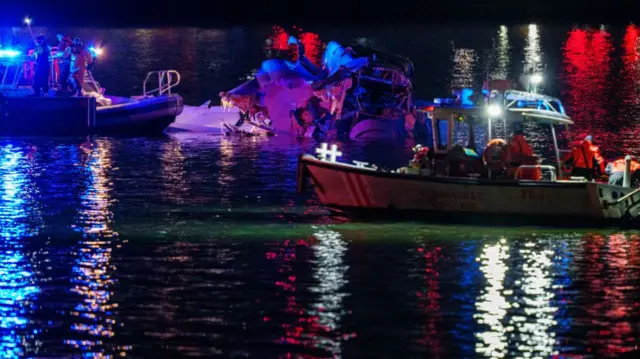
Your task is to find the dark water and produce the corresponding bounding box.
[2,135,640,358]
[1,24,640,358]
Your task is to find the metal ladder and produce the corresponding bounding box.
[141,70,181,97]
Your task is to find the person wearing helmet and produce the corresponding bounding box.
[56,34,72,90]
[606,155,640,187]
[562,135,605,181]
[57,38,93,96]
[32,35,51,96]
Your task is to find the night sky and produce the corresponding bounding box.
[1,0,636,28]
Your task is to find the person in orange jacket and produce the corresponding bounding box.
[562,135,605,181]
[505,128,540,180]
[606,156,640,186]
[506,127,534,159]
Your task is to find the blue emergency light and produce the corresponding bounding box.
[0,49,21,58]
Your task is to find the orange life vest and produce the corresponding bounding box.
[566,140,605,173]
[608,158,640,173]
[507,134,534,159]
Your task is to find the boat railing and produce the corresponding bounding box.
[515,165,557,182]
[142,70,181,97]
[83,70,104,94]
[0,59,26,89]
[604,186,640,219]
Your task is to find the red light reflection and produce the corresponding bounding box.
[266,25,325,66]
[270,25,289,51]
[416,246,444,357]
[562,28,613,138]
[581,234,637,357]
[265,239,325,359]
[297,28,324,67]
[619,25,640,128]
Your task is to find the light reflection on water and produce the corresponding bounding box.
[415,241,443,358]
[524,24,543,77]
[508,239,556,358]
[0,22,639,358]
[66,140,129,358]
[0,136,638,358]
[160,139,189,205]
[491,25,510,81]
[308,227,352,357]
[474,239,510,359]
[0,145,41,358]
[581,234,639,357]
[450,47,477,90]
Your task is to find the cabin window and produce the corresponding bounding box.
[436,119,449,150]
[453,120,471,148]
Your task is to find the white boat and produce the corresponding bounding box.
[170,102,241,134]
[296,90,640,226]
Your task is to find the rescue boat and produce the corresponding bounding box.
[0,50,183,136]
[296,87,640,226]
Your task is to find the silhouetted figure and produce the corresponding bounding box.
[32,35,50,97]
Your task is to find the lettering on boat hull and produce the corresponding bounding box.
[306,162,608,219]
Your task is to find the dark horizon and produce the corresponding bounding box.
[2,0,638,28]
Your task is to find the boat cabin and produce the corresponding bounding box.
[423,88,574,181]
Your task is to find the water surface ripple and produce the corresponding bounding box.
[0,136,638,358]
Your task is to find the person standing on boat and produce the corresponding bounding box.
[505,128,540,180]
[606,156,640,187]
[62,38,93,96]
[56,34,72,90]
[31,35,51,97]
[563,135,605,181]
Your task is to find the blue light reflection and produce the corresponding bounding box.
[0,144,41,358]
[65,140,128,358]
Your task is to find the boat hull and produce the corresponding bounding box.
[0,93,183,136]
[94,94,184,135]
[298,155,639,225]
[169,104,239,134]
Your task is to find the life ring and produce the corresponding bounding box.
[482,139,508,169]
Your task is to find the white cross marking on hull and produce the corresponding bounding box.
[315,143,342,162]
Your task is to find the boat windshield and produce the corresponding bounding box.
[512,99,563,113]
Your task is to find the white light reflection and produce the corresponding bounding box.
[474,239,510,359]
[160,139,189,204]
[524,24,543,76]
[0,145,41,358]
[451,47,478,90]
[216,138,235,206]
[508,240,557,358]
[492,26,510,80]
[309,227,350,357]
[66,140,129,358]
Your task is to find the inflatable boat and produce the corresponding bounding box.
[0,53,183,136]
[92,91,184,135]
